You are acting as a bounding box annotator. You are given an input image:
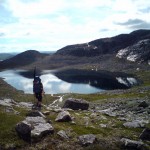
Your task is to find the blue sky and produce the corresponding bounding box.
[0,0,150,53]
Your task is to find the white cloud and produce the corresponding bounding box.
[0,0,150,52]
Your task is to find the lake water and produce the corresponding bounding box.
[0,70,103,94]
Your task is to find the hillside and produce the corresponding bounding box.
[54,30,150,67]
[0,30,150,71]
[0,53,16,61]
[0,50,48,70]
[56,29,150,57]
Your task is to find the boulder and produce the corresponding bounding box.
[121,138,144,149]
[15,121,32,142]
[139,128,150,141]
[16,116,54,142]
[63,98,89,110]
[55,111,72,122]
[31,123,54,140]
[78,134,97,146]
[138,101,149,108]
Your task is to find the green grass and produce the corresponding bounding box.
[0,111,26,148]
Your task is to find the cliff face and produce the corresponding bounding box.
[55,30,150,61]
[116,39,150,64]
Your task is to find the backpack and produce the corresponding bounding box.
[33,76,42,93]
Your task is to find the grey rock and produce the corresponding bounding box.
[15,121,32,142]
[16,116,54,142]
[31,123,54,140]
[99,124,107,128]
[139,128,150,141]
[25,116,46,124]
[78,134,97,146]
[138,101,149,108]
[55,111,72,122]
[98,108,117,117]
[26,111,43,117]
[57,130,69,139]
[123,120,148,128]
[63,98,89,110]
[0,99,15,107]
[121,138,144,149]
[19,102,33,109]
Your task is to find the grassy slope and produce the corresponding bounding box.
[0,69,150,150]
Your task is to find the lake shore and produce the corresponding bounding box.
[0,69,150,150]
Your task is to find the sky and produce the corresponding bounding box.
[0,0,150,53]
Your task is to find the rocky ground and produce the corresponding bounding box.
[0,68,150,150]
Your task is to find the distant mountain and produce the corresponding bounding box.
[55,30,150,63]
[0,53,16,61]
[0,50,48,69]
[0,30,150,71]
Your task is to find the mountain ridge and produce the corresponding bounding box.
[0,29,150,71]
[0,50,48,69]
[55,29,150,57]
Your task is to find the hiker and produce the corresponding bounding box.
[33,76,44,108]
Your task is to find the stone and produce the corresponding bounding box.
[99,124,107,128]
[63,98,89,110]
[15,121,32,142]
[55,111,72,122]
[0,99,14,107]
[16,116,54,142]
[138,101,149,108]
[19,102,33,109]
[31,123,54,139]
[123,120,148,128]
[26,111,43,117]
[139,128,150,141]
[25,116,46,124]
[57,130,69,139]
[121,138,144,149]
[78,134,97,146]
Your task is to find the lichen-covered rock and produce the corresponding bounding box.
[120,138,144,149]
[63,98,89,110]
[78,134,97,146]
[55,111,72,122]
[123,120,148,128]
[31,123,54,139]
[16,116,54,142]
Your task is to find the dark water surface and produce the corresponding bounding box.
[0,69,138,94]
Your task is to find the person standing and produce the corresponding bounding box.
[33,76,44,108]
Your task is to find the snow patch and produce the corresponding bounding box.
[116,49,128,58]
[127,54,138,62]
[127,78,137,85]
[116,77,128,86]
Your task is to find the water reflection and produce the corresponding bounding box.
[0,70,102,94]
[54,69,138,90]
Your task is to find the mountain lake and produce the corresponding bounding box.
[0,69,138,94]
